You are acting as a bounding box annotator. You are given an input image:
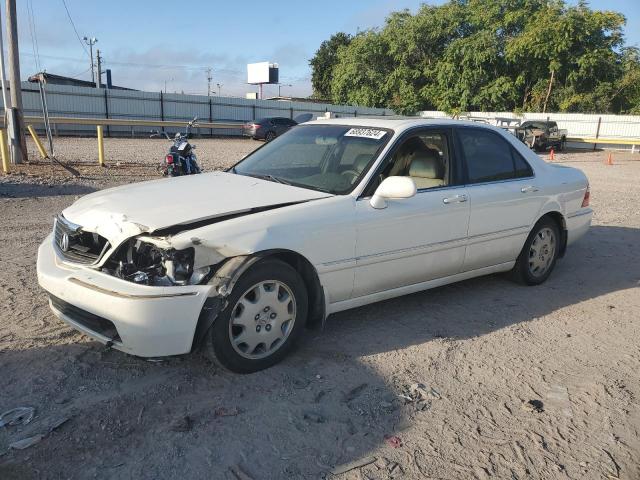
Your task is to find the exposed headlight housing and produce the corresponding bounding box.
[188,266,211,285]
[103,239,210,286]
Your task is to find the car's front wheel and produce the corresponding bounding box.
[204,258,308,373]
[511,218,560,285]
[265,131,276,142]
[558,137,566,151]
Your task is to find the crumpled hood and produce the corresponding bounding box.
[62,171,331,245]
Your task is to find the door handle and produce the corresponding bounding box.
[443,194,468,204]
[521,185,539,193]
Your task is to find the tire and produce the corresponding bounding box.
[559,137,566,151]
[204,258,308,373]
[511,217,560,285]
[265,131,276,142]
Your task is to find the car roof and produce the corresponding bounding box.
[521,120,549,125]
[307,116,502,135]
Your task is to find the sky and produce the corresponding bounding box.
[9,0,640,98]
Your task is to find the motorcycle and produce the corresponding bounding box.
[152,117,201,177]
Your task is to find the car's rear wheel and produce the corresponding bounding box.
[511,218,560,285]
[265,131,276,142]
[204,258,308,373]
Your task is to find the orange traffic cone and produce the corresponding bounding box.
[606,152,613,165]
[549,148,555,161]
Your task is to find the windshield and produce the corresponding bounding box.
[522,122,546,130]
[232,124,392,194]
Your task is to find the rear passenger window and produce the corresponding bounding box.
[459,128,532,183]
[513,150,533,178]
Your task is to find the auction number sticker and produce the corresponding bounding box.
[344,128,387,140]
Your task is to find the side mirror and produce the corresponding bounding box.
[370,176,416,209]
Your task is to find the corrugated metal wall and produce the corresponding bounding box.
[16,82,394,137]
[420,110,640,145]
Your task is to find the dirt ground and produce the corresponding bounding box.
[0,138,639,480]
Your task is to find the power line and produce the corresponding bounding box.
[68,66,92,79]
[26,0,41,71]
[20,51,244,75]
[106,59,242,74]
[61,0,89,58]
[21,52,86,64]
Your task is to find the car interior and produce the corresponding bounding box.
[368,133,450,192]
[237,126,453,195]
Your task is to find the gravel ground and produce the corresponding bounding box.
[0,138,639,479]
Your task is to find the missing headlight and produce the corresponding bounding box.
[103,239,197,286]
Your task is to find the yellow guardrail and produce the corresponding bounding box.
[97,126,105,167]
[567,137,640,146]
[27,125,49,159]
[9,117,640,143]
[3,116,243,129]
[1,116,245,168]
[0,129,9,174]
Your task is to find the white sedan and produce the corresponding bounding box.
[37,118,592,372]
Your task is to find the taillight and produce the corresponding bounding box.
[581,185,590,207]
[165,154,174,164]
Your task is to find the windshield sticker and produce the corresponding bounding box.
[344,128,387,140]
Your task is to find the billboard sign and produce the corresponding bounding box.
[247,62,279,84]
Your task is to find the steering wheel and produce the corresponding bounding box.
[341,169,361,184]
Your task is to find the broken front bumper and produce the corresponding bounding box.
[37,234,215,357]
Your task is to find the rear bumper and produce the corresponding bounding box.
[566,208,592,246]
[242,128,262,139]
[37,235,214,357]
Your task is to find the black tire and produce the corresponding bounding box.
[559,137,566,151]
[204,258,308,373]
[533,143,546,153]
[511,217,560,285]
[265,131,276,142]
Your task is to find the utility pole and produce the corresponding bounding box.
[0,6,11,113]
[83,36,97,85]
[206,67,212,96]
[542,69,555,114]
[163,77,175,94]
[96,49,102,88]
[6,0,26,164]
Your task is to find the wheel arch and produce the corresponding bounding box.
[260,249,326,328]
[535,210,567,258]
[191,249,326,351]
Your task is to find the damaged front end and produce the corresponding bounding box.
[102,237,216,287]
[100,237,263,350]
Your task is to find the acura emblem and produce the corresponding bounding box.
[60,233,70,252]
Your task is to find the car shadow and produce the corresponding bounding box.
[323,226,640,356]
[0,182,97,199]
[317,225,638,357]
[0,226,637,479]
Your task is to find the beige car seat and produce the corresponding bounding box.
[408,148,445,189]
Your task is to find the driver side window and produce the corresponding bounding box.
[375,131,450,191]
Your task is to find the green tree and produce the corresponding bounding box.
[310,0,636,114]
[309,32,352,100]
